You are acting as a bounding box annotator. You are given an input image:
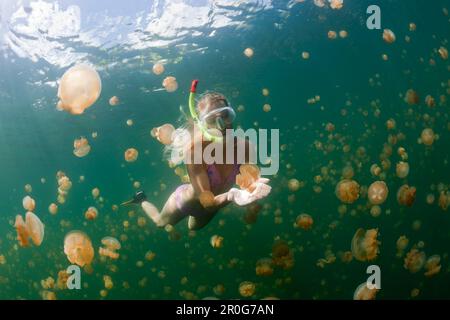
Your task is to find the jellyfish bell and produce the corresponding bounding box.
[294,213,314,230]
[109,96,119,106]
[162,76,178,93]
[353,282,378,300]
[22,195,36,212]
[396,162,410,179]
[64,231,94,267]
[152,124,175,145]
[351,228,380,261]
[397,184,417,206]
[239,281,255,297]
[25,212,44,246]
[367,181,389,205]
[124,148,139,162]
[152,63,165,75]
[101,237,121,250]
[420,128,435,146]
[49,203,58,215]
[424,255,441,277]
[14,215,30,247]
[84,207,98,220]
[236,164,260,193]
[73,137,91,158]
[335,179,360,204]
[58,64,102,115]
[404,248,426,273]
[243,48,254,58]
[382,29,396,43]
[210,235,224,249]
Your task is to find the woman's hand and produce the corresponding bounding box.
[227,178,271,206]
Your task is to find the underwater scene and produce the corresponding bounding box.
[0,0,449,300]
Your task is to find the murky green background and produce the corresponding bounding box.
[0,0,449,299]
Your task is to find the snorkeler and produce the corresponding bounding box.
[122,80,271,230]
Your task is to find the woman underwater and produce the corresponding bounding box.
[123,80,271,230]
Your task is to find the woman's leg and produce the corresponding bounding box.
[141,185,194,227]
[188,211,218,230]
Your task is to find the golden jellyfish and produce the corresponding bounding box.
[396,235,409,257]
[420,128,435,146]
[339,30,348,38]
[151,124,175,145]
[353,282,378,300]
[124,148,139,162]
[351,228,380,262]
[243,48,254,58]
[99,237,121,260]
[92,187,100,199]
[294,213,313,230]
[396,161,410,178]
[424,255,441,277]
[335,179,360,204]
[405,89,419,105]
[370,205,381,218]
[301,51,310,60]
[236,164,260,193]
[84,206,98,221]
[370,164,381,176]
[438,191,450,210]
[263,104,271,112]
[382,29,396,43]
[152,62,165,75]
[409,23,416,31]
[25,212,45,246]
[288,178,301,192]
[367,181,389,205]
[24,184,32,193]
[397,184,416,207]
[109,96,119,106]
[329,0,344,10]
[73,137,91,158]
[425,95,435,108]
[14,215,30,247]
[238,281,255,297]
[262,88,269,96]
[255,258,273,276]
[272,240,294,269]
[438,46,448,60]
[57,64,102,115]
[48,203,58,215]
[403,248,426,273]
[22,195,36,212]
[64,231,94,267]
[162,76,178,93]
[210,235,224,249]
[328,30,337,39]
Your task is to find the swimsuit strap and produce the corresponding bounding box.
[207,163,241,192]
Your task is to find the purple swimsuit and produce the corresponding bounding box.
[175,163,240,217]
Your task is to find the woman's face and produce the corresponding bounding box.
[198,94,235,131]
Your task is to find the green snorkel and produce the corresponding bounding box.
[189,80,223,142]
